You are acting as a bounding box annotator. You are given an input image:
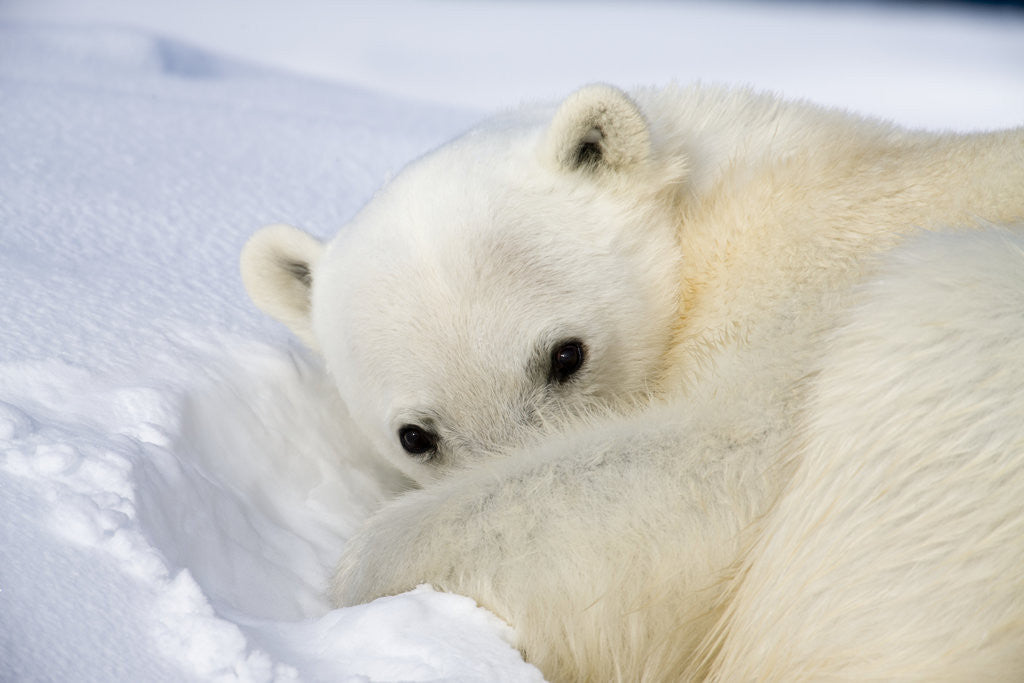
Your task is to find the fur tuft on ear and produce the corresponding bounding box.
[240,223,324,349]
[545,84,652,174]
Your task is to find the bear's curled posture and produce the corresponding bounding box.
[242,84,1024,680]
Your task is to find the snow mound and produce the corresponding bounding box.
[1,340,542,681]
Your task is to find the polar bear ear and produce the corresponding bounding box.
[545,84,652,175]
[240,224,324,350]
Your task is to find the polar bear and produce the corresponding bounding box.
[241,84,1024,680]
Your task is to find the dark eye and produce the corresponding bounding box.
[549,339,586,383]
[398,425,438,456]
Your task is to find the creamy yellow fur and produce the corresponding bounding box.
[242,84,1024,681]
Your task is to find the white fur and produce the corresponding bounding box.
[701,228,1024,682]
[241,84,1024,680]
[240,223,324,349]
[309,86,687,483]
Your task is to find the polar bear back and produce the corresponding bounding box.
[705,228,1024,681]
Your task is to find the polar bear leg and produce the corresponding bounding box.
[331,398,786,682]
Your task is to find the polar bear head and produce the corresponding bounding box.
[242,85,688,483]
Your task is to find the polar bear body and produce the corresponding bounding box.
[331,228,1024,681]
[704,227,1024,680]
[241,84,1024,680]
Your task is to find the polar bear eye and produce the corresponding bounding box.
[398,425,438,456]
[549,339,586,383]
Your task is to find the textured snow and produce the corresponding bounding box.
[0,2,1022,681]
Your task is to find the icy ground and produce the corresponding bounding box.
[1,2,1022,681]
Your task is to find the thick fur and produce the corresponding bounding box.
[240,223,324,349]
[699,229,1024,682]
[241,84,1024,680]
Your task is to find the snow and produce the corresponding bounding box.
[0,2,1021,681]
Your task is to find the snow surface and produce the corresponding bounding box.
[0,2,1022,681]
